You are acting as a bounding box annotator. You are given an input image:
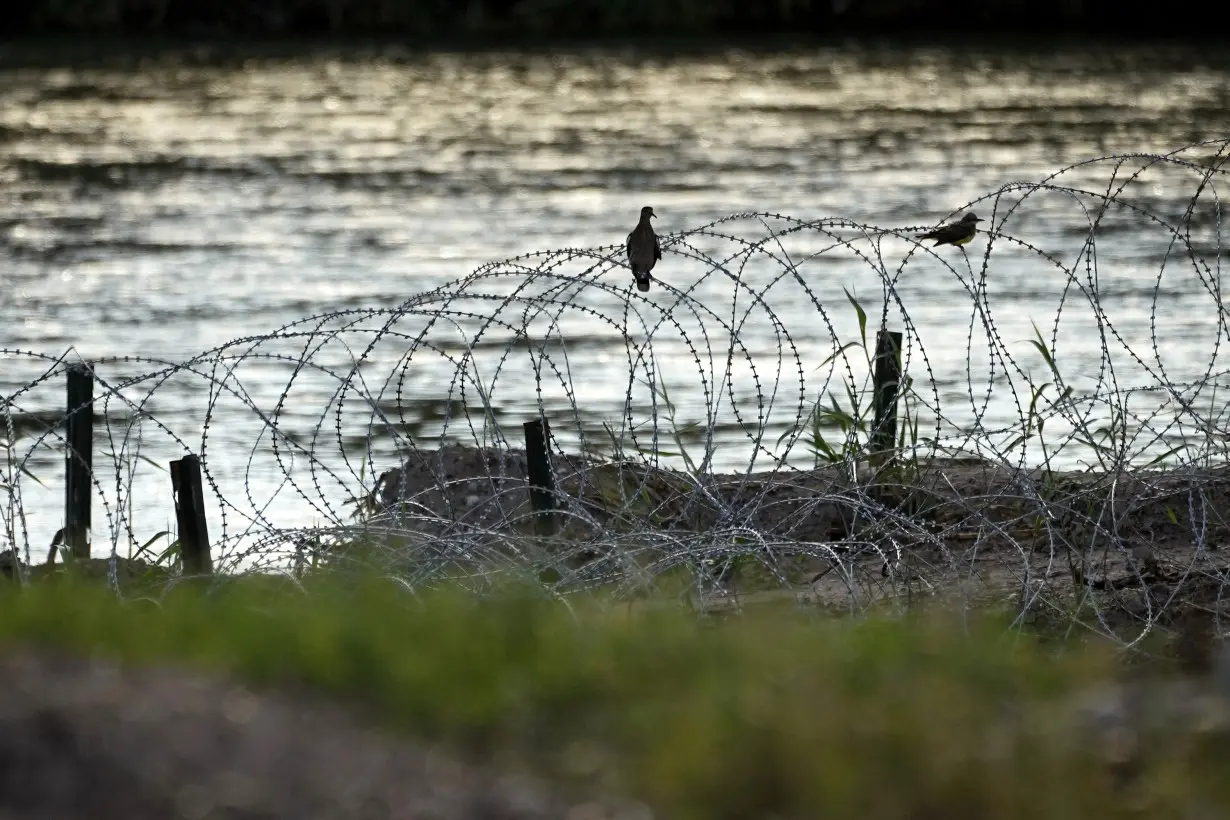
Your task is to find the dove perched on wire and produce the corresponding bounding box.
[915,212,982,248]
[625,206,661,292]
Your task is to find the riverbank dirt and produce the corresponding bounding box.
[358,445,1230,634]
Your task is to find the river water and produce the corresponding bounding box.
[2,41,1230,563]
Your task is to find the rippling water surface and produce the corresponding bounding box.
[3,42,1230,559]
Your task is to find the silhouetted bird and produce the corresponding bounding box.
[915,212,982,248]
[625,206,661,292]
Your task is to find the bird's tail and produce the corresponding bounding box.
[633,270,651,292]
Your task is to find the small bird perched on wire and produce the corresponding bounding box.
[625,205,661,292]
[915,212,983,248]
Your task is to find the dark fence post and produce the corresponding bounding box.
[170,454,212,575]
[523,417,557,537]
[64,362,94,559]
[870,330,903,468]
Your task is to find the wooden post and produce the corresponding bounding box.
[523,418,557,537]
[64,362,94,559]
[870,330,903,467]
[170,454,212,575]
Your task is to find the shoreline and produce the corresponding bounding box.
[3,439,1225,642]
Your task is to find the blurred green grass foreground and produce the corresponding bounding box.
[2,573,1229,818]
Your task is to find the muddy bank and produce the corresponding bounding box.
[359,444,855,543]
[360,444,1230,552]
[357,445,1230,628]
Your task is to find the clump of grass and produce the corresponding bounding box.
[1,575,1227,818]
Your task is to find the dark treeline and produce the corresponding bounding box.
[9,0,1230,40]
